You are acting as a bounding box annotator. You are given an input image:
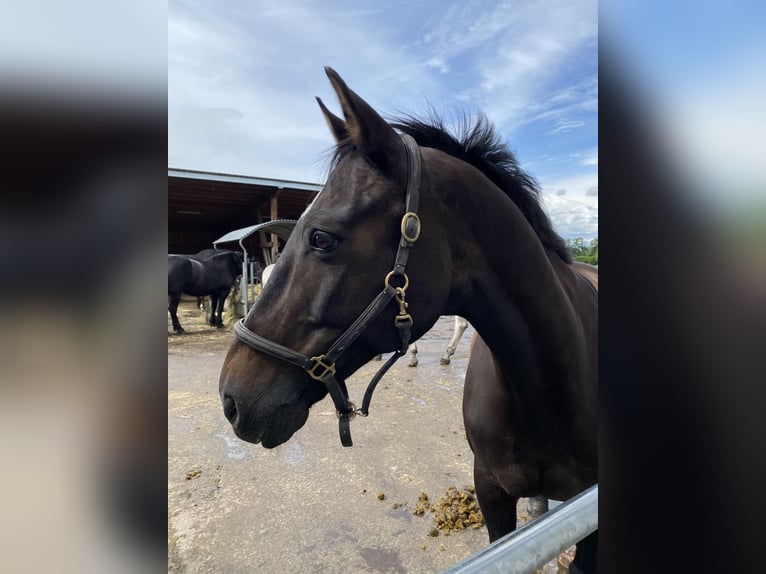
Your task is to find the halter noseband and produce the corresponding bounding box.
[233,133,422,447]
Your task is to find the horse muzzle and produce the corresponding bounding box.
[219,379,313,448]
[220,389,264,444]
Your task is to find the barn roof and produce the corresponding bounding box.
[168,167,321,254]
[213,219,298,247]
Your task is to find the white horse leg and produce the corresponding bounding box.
[197,296,209,315]
[440,316,468,364]
[526,495,549,520]
[407,343,418,367]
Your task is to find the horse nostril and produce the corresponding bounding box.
[222,394,238,424]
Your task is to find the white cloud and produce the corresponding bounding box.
[581,150,598,166]
[539,172,598,239]
[541,194,598,239]
[541,173,598,202]
[419,0,596,131]
[425,57,450,74]
[168,0,443,181]
[550,119,586,134]
[169,0,597,194]
[514,74,598,132]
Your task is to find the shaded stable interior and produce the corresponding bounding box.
[168,168,320,264]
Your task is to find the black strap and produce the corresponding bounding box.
[359,299,413,415]
[320,371,353,416]
[402,134,421,215]
[234,320,314,371]
[324,285,398,364]
[236,317,356,418]
[391,134,421,276]
[360,351,403,416]
[338,412,353,447]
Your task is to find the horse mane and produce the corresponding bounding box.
[328,111,571,263]
[392,113,572,263]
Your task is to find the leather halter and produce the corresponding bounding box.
[233,133,422,447]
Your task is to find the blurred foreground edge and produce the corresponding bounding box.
[0,84,168,574]
[599,50,765,574]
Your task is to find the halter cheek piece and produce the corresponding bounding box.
[233,134,422,447]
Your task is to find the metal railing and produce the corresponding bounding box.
[443,485,598,574]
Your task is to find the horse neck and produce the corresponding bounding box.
[437,165,593,398]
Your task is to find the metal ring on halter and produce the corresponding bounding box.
[336,401,357,421]
[384,270,409,291]
[400,212,421,243]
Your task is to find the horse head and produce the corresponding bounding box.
[219,68,456,447]
[229,250,244,278]
[218,68,599,571]
[210,250,243,280]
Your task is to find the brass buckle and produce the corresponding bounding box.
[401,212,421,243]
[307,355,336,381]
[336,401,357,421]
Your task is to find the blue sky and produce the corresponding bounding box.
[169,0,598,239]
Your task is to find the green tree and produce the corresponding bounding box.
[566,237,598,265]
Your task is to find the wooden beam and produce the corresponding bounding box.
[256,208,272,265]
[270,189,283,261]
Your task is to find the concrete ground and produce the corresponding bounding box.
[168,304,565,573]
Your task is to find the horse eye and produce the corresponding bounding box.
[309,230,340,252]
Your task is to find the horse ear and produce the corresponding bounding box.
[323,66,405,179]
[316,97,348,143]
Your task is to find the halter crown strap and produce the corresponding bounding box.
[391,134,421,277]
[234,133,422,447]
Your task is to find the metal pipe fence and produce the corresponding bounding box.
[442,484,598,574]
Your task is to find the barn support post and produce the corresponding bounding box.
[257,210,272,265]
[270,189,282,262]
[443,485,598,574]
[249,258,256,308]
[238,241,249,316]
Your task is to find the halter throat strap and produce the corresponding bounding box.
[234,133,422,447]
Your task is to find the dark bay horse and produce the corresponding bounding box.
[219,68,598,572]
[185,248,262,313]
[187,248,228,312]
[168,250,243,333]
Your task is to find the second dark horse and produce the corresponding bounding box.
[168,249,243,333]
